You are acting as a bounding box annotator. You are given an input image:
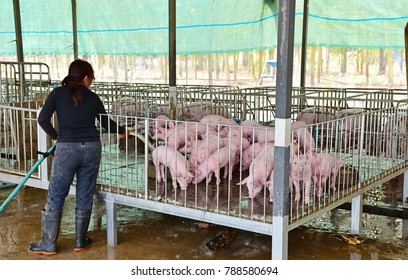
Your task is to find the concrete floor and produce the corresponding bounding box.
[1,177,408,260]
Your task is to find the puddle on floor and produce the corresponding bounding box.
[0,178,407,260]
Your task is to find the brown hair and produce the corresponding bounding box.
[61,59,95,106]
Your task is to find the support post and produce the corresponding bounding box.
[351,195,363,234]
[300,0,309,89]
[12,0,24,63]
[106,197,118,246]
[71,0,78,59]
[272,0,296,260]
[37,109,49,184]
[403,170,408,209]
[405,23,408,96]
[168,0,177,120]
[12,0,26,100]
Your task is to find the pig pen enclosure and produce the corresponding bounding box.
[1,61,408,259]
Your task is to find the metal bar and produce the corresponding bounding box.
[168,0,177,120]
[404,170,408,209]
[105,196,118,246]
[300,0,309,88]
[12,1,26,99]
[12,0,24,63]
[272,0,297,260]
[405,23,408,96]
[351,195,363,234]
[96,191,275,236]
[0,145,55,213]
[71,0,79,59]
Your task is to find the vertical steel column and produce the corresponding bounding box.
[272,0,296,260]
[12,0,24,63]
[37,109,49,185]
[403,170,408,209]
[351,195,363,234]
[12,0,26,100]
[300,0,309,89]
[168,0,177,120]
[405,23,408,96]
[106,196,118,246]
[71,0,79,59]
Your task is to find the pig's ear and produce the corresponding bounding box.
[305,151,313,160]
[168,121,175,129]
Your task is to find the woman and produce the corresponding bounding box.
[28,59,128,255]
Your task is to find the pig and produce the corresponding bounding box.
[254,127,276,144]
[240,120,276,144]
[181,102,213,121]
[151,115,175,140]
[181,102,231,121]
[178,138,200,154]
[265,141,301,202]
[238,142,275,199]
[296,110,336,125]
[241,143,265,170]
[241,120,263,143]
[189,131,226,169]
[165,125,197,150]
[312,153,345,197]
[199,115,231,134]
[192,146,240,186]
[152,146,194,190]
[385,114,407,158]
[337,109,365,151]
[289,151,314,204]
[217,118,241,138]
[291,121,316,154]
[225,128,251,151]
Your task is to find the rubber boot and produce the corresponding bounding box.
[74,209,93,252]
[28,209,61,255]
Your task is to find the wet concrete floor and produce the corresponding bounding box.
[0,176,408,260]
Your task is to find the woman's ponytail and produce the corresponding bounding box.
[61,59,95,106]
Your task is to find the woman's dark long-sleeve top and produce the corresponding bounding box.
[38,85,125,142]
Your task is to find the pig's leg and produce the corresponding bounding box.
[156,162,164,183]
[172,177,178,190]
[155,165,161,182]
[214,169,221,186]
[293,179,301,202]
[304,179,311,204]
[267,169,274,202]
[222,164,233,181]
[207,171,214,183]
[317,179,324,197]
[330,174,338,191]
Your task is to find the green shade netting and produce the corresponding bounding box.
[0,0,407,56]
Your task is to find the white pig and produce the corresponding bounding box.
[165,125,197,150]
[312,153,345,197]
[291,121,316,154]
[238,142,275,199]
[189,132,226,169]
[151,115,174,140]
[192,146,240,186]
[152,146,194,190]
[241,143,265,170]
[289,151,314,204]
